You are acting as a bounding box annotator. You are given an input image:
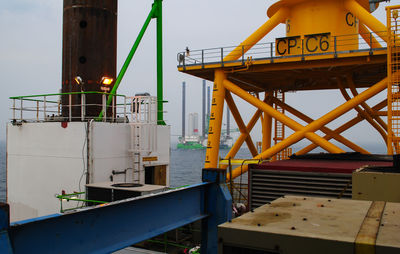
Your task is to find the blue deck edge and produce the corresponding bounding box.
[0,169,232,254]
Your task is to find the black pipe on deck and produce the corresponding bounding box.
[62,0,117,120]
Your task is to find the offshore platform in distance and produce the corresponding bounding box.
[177,80,236,149]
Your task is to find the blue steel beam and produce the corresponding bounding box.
[201,169,232,254]
[0,203,13,254]
[5,183,209,254]
[1,169,232,254]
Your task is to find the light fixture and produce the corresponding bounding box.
[74,76,83,85]
[101,76,114,85]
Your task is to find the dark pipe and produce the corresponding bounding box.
[62,0,117,120]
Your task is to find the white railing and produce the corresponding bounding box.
[10,92,158,124]
[128,96,158,124]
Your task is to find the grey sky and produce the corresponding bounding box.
[0,0,393,153]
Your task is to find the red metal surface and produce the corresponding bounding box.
[251,159,392,174]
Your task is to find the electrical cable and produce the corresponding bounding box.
[77,119,92,208]
[78,120,89,192]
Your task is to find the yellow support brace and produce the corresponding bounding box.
[219,159,269,165]
[344,0,388,42]
[228,76,388,180]
[224,91,259,158]
[223,79,345,154]
[359,23,382,48]
[224,7,289,61]
[297,99,387,155]
[262,92,273,152]
[271,97,370,154]
[337,77,388,143]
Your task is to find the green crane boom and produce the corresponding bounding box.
[98,0,165,125]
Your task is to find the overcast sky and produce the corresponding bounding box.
[0,0,393,153]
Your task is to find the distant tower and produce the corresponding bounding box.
[226,107,230,138]
[202,80,206,138]
[62,0,117,120]
[182,82,186,139]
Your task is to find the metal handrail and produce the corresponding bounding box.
[9,92,158,124]
[56,192,108,213]
[177,31,388,68]
[9,91,126,100]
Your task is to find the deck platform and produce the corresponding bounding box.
[219,195,400,254]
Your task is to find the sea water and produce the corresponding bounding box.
[0,141,5,202]
[170,148,252,188]
[0,142,387,202]
[0,143,251,202]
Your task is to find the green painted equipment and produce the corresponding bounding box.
[98,0,165,125]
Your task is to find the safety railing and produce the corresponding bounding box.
[9,92,158,124]
[177,31,387,68]
[128,96,158,124]
[387,5,400,154]
[56,192,108,213]
[272,147,293,161]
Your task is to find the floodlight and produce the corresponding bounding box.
[74,76,83,85]
[101,76,114,85]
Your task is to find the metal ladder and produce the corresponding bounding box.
[273,91,292,160]
[130,124,142,184]
[387,7,400,154]
[127,96,158,184]
[273,91,285,145]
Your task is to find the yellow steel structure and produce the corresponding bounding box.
[178,0,400,180]
[387,5,400,154]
